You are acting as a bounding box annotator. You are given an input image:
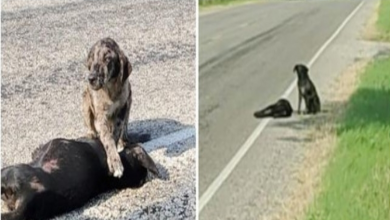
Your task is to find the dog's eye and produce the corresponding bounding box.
[1,187,5,199]
[2,187,13,199]
[5,188,14,198]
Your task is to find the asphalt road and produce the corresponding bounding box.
[199,0,366,219]
[1,0,196,219]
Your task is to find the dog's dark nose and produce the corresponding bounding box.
[88,74,97,83]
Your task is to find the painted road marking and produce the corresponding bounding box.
[199,0,365,213]
[143,127,196,152]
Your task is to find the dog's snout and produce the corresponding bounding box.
[88,74,97,82]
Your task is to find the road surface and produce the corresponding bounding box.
[199,0,380,219]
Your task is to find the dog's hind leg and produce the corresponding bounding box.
[117,96,132,152]
[117,123,129,153]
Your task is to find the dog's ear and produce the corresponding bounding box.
[1,187,14,200]
[301,65,309,74]
[31,144,45,161]
[130,146,159,176]
[119,50,132,83]
[293,64,309,74]
[1,186,5,200]
[1,186,8,201]
[86,46,95,71]
[293,65,298,73]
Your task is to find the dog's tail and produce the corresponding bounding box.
[132,145,159,176]
[122,144,159,177]
[111,144,160,189]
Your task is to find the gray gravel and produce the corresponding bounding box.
[1,0,196,219]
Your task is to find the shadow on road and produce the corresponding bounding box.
[270,86,390,144]
[126,118,195,157]
[270,100,347,144]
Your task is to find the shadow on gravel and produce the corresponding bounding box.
[78,190,194,220]
[271,87,390,144]
[270,100,347,143]
[126,118,195,157]
[122,118,195,181]
[127,118,191,140]
[278,136,313,143]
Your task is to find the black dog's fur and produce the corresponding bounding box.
[294,64,321,114]
[254,99,293,118]
[1,138,159,220]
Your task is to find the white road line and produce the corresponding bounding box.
[282,1,364,98]
[142,127,196,152]
[199,0,365,213]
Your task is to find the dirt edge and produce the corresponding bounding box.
[362,1,380,41]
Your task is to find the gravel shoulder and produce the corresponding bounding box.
[1,0,196,219]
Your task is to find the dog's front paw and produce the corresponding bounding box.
[117,139,125,153]
[107,153,124,178]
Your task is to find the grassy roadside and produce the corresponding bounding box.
[376,0,390,40]
[305,57,390,220]
[304,0,390,218]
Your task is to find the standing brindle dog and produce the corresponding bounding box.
[83,38,132,178]
[293,64,321,114]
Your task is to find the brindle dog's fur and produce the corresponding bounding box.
[1,138,159,220]
[253,99,293,118]
[293,64,321,114]
[83,37,132,178]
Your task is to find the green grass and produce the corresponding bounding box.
[305,57,390,220]
[376,0,390,41]
[304,1,390,218]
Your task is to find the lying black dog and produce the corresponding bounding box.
[254,99,293,118]
[1,137,159,220]
[293,64,321,114]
